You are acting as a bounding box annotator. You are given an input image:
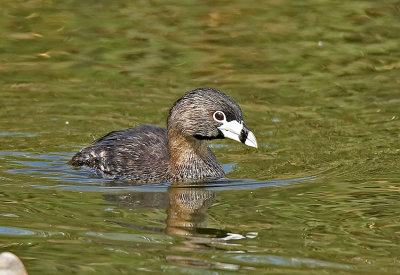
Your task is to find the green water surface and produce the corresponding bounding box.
[1,0,400,274]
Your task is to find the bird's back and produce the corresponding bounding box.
[71,125,170,182]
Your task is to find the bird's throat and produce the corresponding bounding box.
[167,130,224,181]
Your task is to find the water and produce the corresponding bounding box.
[1,0,400,274]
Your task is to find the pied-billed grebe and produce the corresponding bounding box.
[72,88,257,183]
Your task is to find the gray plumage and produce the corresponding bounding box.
[71,88,255,183]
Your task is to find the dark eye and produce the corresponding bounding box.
[213,111,225,122]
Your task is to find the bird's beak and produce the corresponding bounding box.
[217,120,258,148]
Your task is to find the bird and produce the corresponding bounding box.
[71,88,257,183]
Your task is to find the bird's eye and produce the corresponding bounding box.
[213,111,225,122]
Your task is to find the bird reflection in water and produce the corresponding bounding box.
[104,183,246,271]
[165,184,216,236]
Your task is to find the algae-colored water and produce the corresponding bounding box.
[1,0,399,274]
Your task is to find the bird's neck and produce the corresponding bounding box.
[167,129,225,182]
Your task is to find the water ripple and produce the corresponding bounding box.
[1,151,315,192]
[0,226,64,237]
